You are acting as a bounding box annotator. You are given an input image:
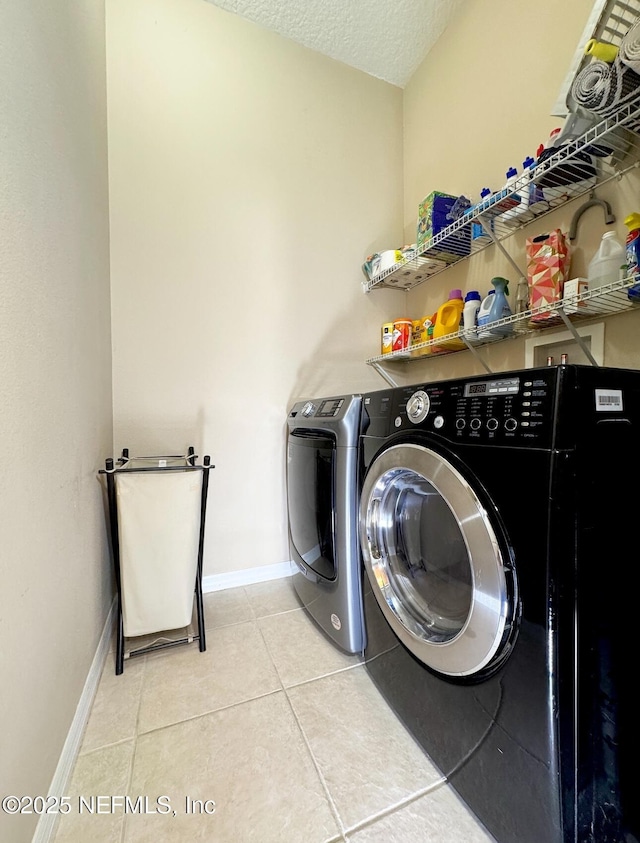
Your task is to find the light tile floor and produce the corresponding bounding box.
[52,577,496,843]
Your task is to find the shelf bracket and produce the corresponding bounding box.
[554,306,601,366]
[370,362,399,387]
[461,337,494,374]
[480,218,527,281]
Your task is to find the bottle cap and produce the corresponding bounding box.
[480,187,492,198]
[448,289,463,300]
[492,276,510,296]
[506,167,517,179]
[523,156,535,169]
[624,213,640,231]
[465,291,482,302]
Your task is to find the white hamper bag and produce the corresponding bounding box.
[116,467,202,637]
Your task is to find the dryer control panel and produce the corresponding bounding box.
[387,370,559,447]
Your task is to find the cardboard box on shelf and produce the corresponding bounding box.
[563,277,589,314]
[417,191,471,263]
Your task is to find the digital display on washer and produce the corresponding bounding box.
[317,398,344,417]
[464,378,520,397]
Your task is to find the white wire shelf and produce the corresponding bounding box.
[363,91,640,293]
[366,276,639,365]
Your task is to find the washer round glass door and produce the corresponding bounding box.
[360,443,514,678]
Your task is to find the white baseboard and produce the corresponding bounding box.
[202,560,293,593]
[32,600,116,843]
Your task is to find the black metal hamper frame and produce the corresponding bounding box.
[99,446,214,675]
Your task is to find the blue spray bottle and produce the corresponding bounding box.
[485,277,513,337]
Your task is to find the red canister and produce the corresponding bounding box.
[392,318,412,356]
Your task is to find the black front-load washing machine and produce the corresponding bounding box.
[359,365,639,843]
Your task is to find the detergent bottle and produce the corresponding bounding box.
[432,289,466,350]
[476,290,497,341]
[426,314,444,354]
[462,291,482,342]
[624,213,640,301]
[477,278,513,339]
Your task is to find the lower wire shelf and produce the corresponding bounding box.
[367,276,639,379]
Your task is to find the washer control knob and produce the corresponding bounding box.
[487,418,499,431]
[470,418,482,430]
[505,417,518,432]
[301,401,315,417]
[406,390,430,424]
[433,415,445,429]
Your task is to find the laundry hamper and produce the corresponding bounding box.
[99,447,213,674]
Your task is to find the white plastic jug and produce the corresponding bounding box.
[587,231,626,291]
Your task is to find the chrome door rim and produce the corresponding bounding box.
[360,443,512,677]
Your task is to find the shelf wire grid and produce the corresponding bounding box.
[366,276,638,364]
[363,90,640,293]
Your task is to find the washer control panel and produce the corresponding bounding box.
[294,397,346,419]
[391,371,557,446]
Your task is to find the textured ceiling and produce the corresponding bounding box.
[204,0,467,88]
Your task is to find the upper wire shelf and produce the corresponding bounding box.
[363,92,640,293]
[366,276,638,364]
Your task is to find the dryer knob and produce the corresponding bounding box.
[301,401,315,417]
[406,390,430,424]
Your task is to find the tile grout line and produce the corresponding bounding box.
[132,686,285,740]
[340,775,450,840]
[251,602,348,840]
[121,652,148,843]
[281,685,349,842]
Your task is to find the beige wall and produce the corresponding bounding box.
[0,2,113,842]
[106,0,403,575]
[400,0,640,385]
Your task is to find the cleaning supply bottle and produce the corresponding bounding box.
[426,313,444,354]
[500,167,531,225]
[476,289,497,342]
[462,291,482,343]
[588,231,626,287]
[478,278,513,339]
[471,189,494,245]
[587,231,626,313]
[487,277,514,336]
[513,276,530,333]
[432,289,466,350]
[522,155,549,217]
[624,213,640,301]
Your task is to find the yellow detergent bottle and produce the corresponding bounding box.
[432,289,466,350]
